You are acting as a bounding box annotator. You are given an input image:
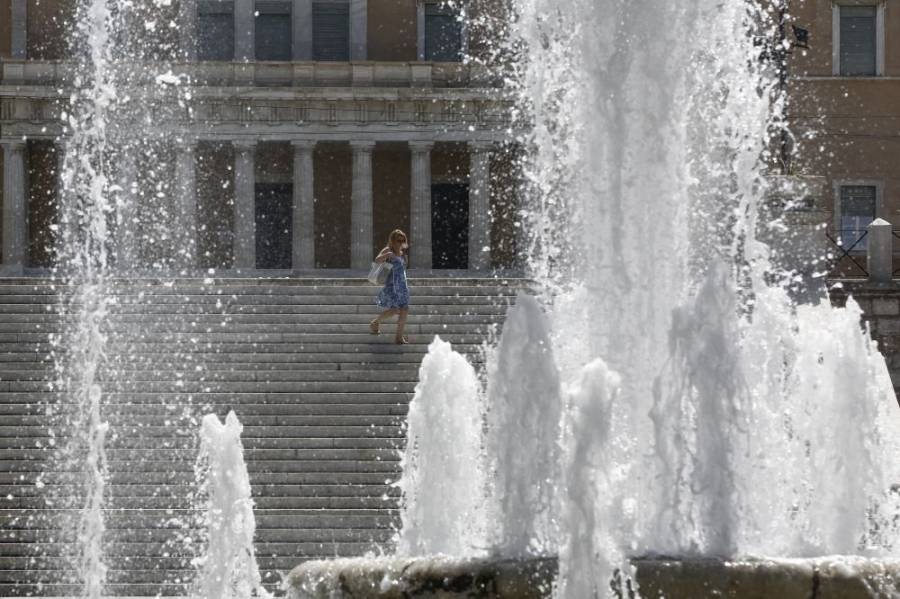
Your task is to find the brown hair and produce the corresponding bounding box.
[387,229,408,252]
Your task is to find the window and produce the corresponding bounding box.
[839,185,877,250]
[313,2,350,61]
[837,5,879,76]
[255,1,292,61]
[198,1,235,61]
[425,3,462,62]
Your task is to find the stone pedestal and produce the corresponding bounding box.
[409,142,433,270]
[350,141,375,270]
[867,218,894,286]
[1,141,27,273]
[233,140,257,271]
[292,141,316,270]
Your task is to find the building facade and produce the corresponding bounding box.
[784,0,900,277]
[0,0,521,274]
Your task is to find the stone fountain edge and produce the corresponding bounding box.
[285,554,900,598]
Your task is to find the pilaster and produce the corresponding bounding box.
[115,147,139,271]
[409,141,433,269]
[175,140,198,269]
[234,140,258,270]
[234,0,255,60]
[350,140,375,270]
[292,140,316,270]
[11,0,27,59]
[1,141,27,273]
[293,0,313,60]
[178,0,199,61]
[468,142,492,271]
[416,0,426,61]
[349,0,368,61]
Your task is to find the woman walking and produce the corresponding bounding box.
[370,229,411,345]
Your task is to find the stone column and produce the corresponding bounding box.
[293,0,313,60]
[116,148,139,271]
[234,0,255,60]
[233,140,257,271]
[350,141,375,270]
[416,0,426,61]
[468,142,492,271]
[409,141,433,270]
[1,141,27,273]
[175,140,198,269]
[178,0,198,61]
[11,0,27,59]
[292,140,316,270]
[350,0,368,60]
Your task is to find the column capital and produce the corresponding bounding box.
[174,137,197,152]
[350,140,377,153]
[291,140,318,152]
[233,139,258,151]
[409,141,435,153]
[469,141,495,154]
[1,140,27,152]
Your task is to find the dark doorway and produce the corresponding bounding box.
[431,183,469,269]
[256,183,292,269]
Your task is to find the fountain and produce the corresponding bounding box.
[288,0,900,597]
[25,0,900,595]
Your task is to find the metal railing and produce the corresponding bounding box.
[826,224,900,281]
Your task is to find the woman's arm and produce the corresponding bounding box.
[375,247,394,264]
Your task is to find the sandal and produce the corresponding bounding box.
[369,320,380,335]
[394,336,409,345]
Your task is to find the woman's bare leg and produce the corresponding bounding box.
[395,308,409,344]
[370,309,397,334]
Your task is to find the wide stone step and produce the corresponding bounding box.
[0,436,405,451]
[0,292,511,305]
[0,281,524,295]
[5,457,401,473]
[0,447,401,462]
[8,495,396,510]
[5,413,405,428]
[0,508,398,528]
[0,391,412,403]
[0,322,494,336]
[0,380,418,393]
[0,402,410,417]
[0,369,423,383]
[0,311,503,324]
[0,341,480,354]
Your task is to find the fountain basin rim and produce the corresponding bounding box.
[286,554,900,598]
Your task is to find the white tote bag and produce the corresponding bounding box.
[367,260,393,285]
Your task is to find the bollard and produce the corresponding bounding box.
[867,218,893,285]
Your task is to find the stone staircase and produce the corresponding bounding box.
[0,277,523,596]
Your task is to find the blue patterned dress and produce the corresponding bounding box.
[376,255,410,309]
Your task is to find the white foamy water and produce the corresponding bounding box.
[397,337,487,556]
[398,0,900,595]
[483,293,562,557]
[193,412,272,599]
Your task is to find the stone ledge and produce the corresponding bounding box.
[286,556,900,598]
[286,556,556,599]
